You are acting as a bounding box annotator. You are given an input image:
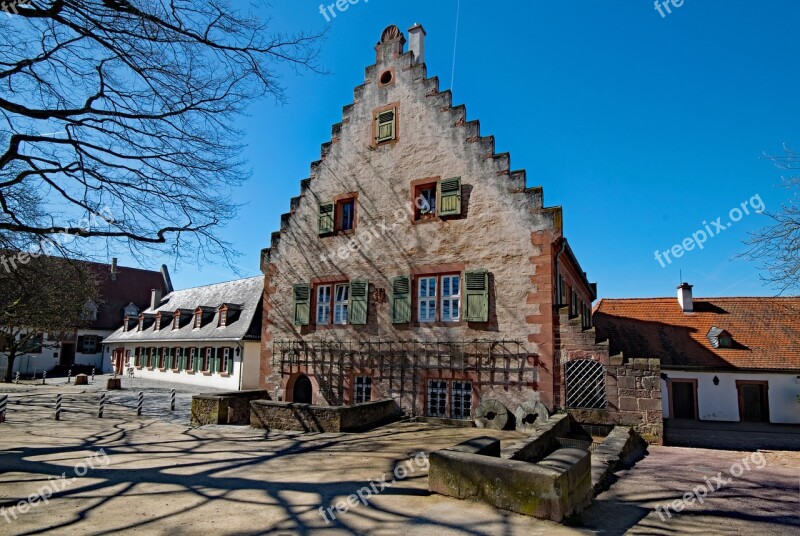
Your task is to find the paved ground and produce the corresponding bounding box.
[0,382,798,535]
[665,419,800,450]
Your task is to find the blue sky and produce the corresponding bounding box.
[142,0,800,298]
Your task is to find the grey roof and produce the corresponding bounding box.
[104,276,263,344]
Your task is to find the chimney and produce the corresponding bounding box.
[677,282,693,312]
[150,288,162,311]
[111,258,118,281]
[408,23,426,66]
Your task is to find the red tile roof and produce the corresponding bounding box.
[593,297,800,372]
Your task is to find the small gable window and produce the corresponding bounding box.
[375,108,396,143]
[219,309,228,327]
[412,177,462,220]
[338,198,355,232]
[319,196,358,236]
[194,312,202,329]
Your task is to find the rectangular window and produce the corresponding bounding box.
[221,348,230,373]
[220,309,228,327]
[354,376,372,404]
[334,284,349,325]
[418,276,437,322]
[337,199,355,232]
[194,313,202,329]
[415,184,437,218]
[173,315,179,329]
[441,275,461,322]
[203,348,212,371]
[82,335,98,354]
[316,285,332,325]
[189,348,197,370]
[451,381,473,420]
[427,380,448,418]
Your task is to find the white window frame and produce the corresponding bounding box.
[204,347,213,371]
[317,285,332,325]
[440,275,461,322]
[333,284,349,325]
[222,348,230,373]
[418,276,437,323]
[354,376,372,404]
[194,312,202,329]
[219,309,228,327]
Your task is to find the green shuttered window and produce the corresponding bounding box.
[438,177,462,216]
[293,284,311,326]
[392,276,412,324]
[376,109,396,143]
[319,203,334,235]
[464,269,489,322]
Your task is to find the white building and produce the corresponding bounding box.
[1,258,169,377]
[103,277,264,391]
[595,284,800,425]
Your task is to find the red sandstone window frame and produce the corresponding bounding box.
[311,277,350,328]
[412,272,463,325]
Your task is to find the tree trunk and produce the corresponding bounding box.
[3,350,16,383]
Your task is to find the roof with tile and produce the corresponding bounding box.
[593,297,800,372]
[103,276,263,343]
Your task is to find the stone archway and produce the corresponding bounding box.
[292,374,313,404]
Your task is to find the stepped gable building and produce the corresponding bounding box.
[103,277,263,390]
[258,25,597,422]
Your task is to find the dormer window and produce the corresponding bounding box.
[707,327,733,349]
[194,312,202,329]
[173,314,180,330]
[154,313,161,331]
[220,309,228,327]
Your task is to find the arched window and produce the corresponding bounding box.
[565,359,607,409]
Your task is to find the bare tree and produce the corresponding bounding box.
[0,0,323,264]
[0,255,99,382]
[744,145,800,294]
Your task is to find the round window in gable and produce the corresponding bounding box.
[380,70,393,85]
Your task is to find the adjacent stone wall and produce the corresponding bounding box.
[558,309,663,444]
[191,390,270,426]
[250,399,399,433]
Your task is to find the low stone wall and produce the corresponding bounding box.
[429,439,592,522]
[250,399,399,433]
[191,390,270,426]
[591,426,647,494]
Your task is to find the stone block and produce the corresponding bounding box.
[617,376,635,389]
[638,398,661,411]
[106,377,122,390]
[74,374,88,386]
[619,397,637,411]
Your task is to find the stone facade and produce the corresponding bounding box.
[258,25,596,423]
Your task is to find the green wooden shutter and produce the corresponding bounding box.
[227,348,234,375]
[293,284,311,326]
[349,280,369,325]
[464,270,489,322]
[438,177,462,216]
[214,348,222,373]
[391,276,412,324]
[193,349,200,372]
[319,203,334,235]
[376,109,396,142]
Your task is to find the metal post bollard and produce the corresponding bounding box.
[55,394,62,421]
[0,395,7,423]
[67,369,72,384]
[137,392,143,416]
[99,393,106,418]
[92,368,96,383]
[14,371,19,384]
[170,389,176,412]
[42,371,46,385]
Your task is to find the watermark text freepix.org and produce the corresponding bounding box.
[319,451,428,524]
[655,451,767,521]
[654,194,765,268]
[319,0,368,23]
[1,449,110,523]
[654,0,687,18]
